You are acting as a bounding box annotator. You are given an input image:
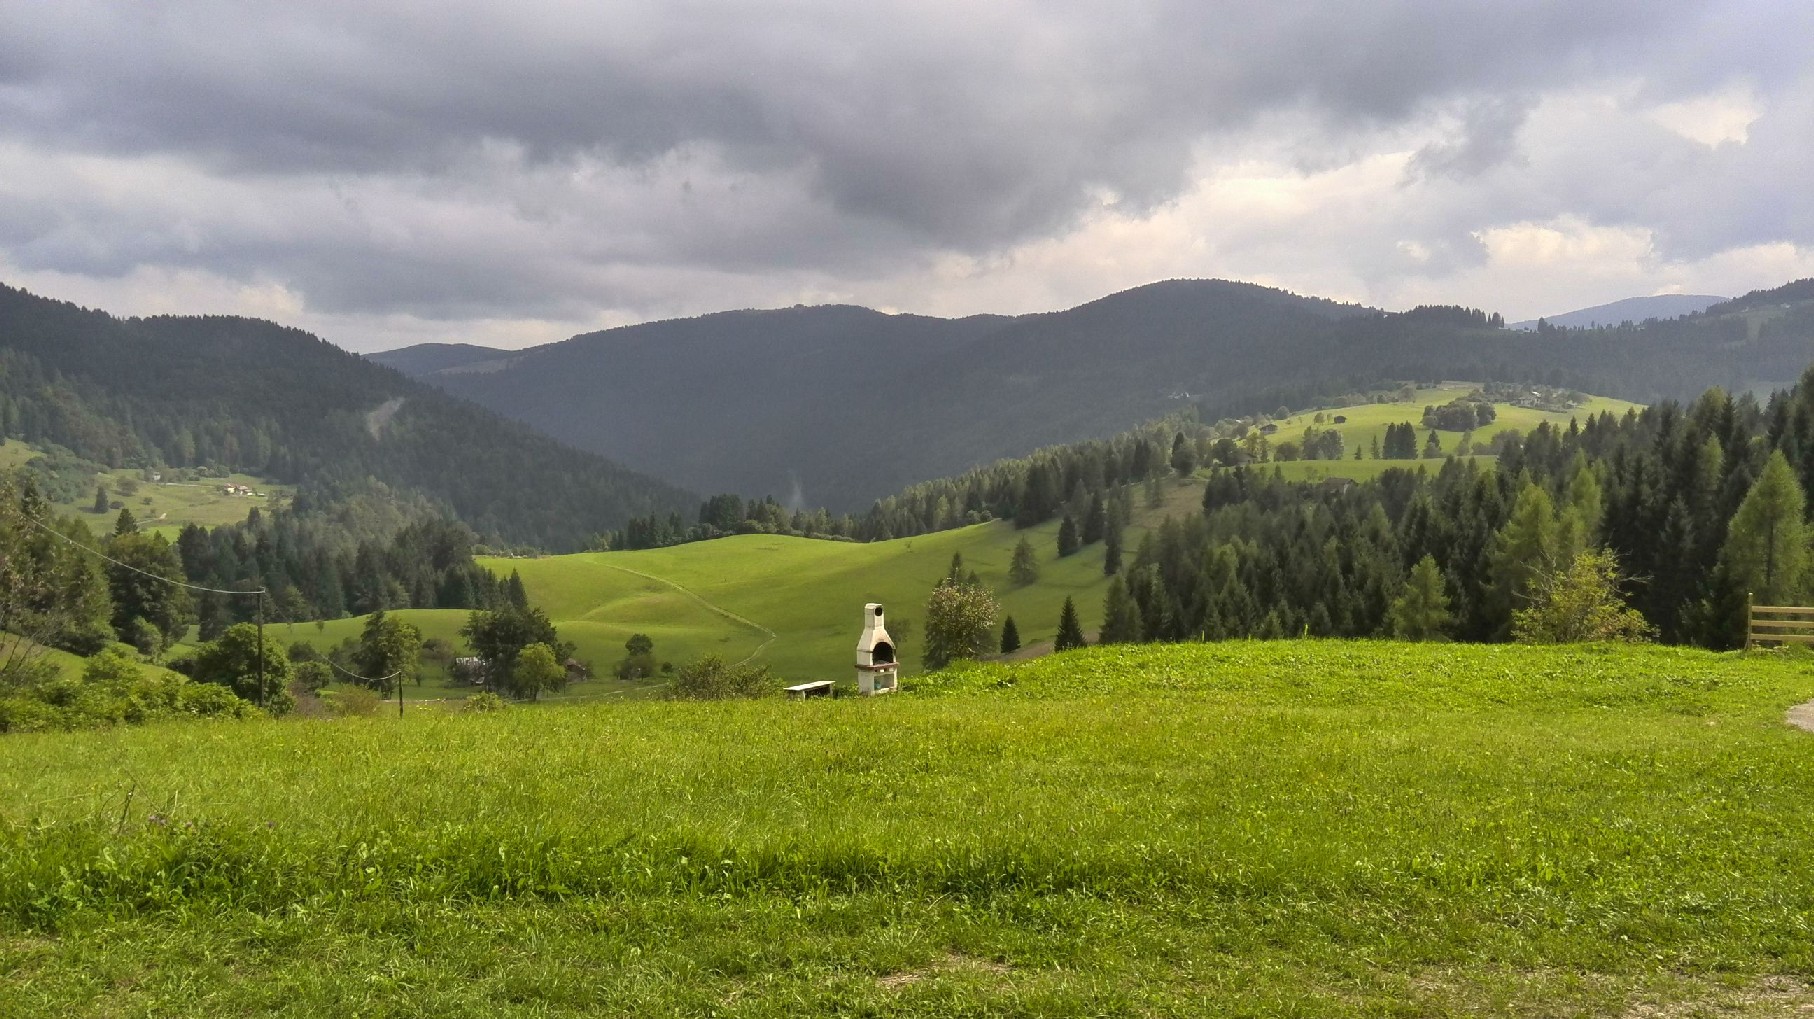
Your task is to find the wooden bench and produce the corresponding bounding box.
[1746,600,1814,648]
[785,680,834,699]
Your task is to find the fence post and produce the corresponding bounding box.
[1745,591,1753,651]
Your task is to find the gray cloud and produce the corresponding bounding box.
[0,0,1808,341]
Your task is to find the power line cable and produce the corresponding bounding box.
[21,513,266,596]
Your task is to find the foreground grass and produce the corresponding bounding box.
[4,640,1814,1015]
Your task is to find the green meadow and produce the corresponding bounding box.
[0,439,287,538]
[1263,383,1639,457]
[302,497,1153,701]
[4,640,1814,1016]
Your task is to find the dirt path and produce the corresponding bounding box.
[603,564,777,667]
[1788,701,1814,733]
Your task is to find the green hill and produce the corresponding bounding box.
[292,384,1642,699]
[0,282,694,550]
[5,640,1814,1015]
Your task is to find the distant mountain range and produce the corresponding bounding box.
[1510,294,1726,330]
[376,277,1814,512]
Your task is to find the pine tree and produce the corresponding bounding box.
[505,570,530,611]
[1098,575,1141,643]
[1082,493,1107,544]
[1054,596,1086,652]
[946,551,965,585]
[1056,514,1080,557]
[999,615,1021,654]
[1170,432,1197,477]
[93,484,109,514]
[1008,537,1039,586]
[1388,554,1452,640]
[113,507,138,535]
[1103,521,1124,576]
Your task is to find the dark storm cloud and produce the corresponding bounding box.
[0,0,1804,331]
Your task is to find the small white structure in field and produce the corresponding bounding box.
[854,602,898,695]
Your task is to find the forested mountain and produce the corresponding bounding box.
[0,284,693,550]
[381,277,1814,512]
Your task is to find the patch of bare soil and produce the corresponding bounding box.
[1623,975,1814,1016]
[1787,700,1814,733]
[877,952,1012,990]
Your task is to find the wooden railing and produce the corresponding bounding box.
[1746,598,1814,648]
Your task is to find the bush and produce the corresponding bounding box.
[668,655,778,700]
[463,691,509,713]
[323,686,382,718]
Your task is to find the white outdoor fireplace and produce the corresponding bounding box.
[854,602,898,695]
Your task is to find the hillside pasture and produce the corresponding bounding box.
[484,510,1115,686]
[3,641,1814,1015]
[1262,384,1639,460]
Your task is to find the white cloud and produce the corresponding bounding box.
[0,1,1809,347]
[1649,80,1764,147]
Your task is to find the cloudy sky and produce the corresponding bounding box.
[2,1,1810,352]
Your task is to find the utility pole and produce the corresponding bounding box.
[256,589,266,709]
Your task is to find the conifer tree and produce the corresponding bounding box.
[1719,450,1808,606]
[1487,481,1560,636]
[1056,514,1080,557]
[946,551,965,585]
[1098,575,1141,643]
[1054,595,1086,651]
[1103,522,1124,576]
[1082,493,1107,544]
[999,615,1020,654]
[1008,537,1039,586]
[1389,554,1452,640]
[1170,433,1197,477]
[113,506,138,535]
[93,484,109,514]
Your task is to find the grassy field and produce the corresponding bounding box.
[3,640,1814,1015]
[303,495,1168,702]
[1265,384,1640,461]
[0,439,286,538]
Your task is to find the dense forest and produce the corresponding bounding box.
[0,284,695,551]
[1018,373,1814,651]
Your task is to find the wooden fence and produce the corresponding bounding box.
[1746,598,1814,648]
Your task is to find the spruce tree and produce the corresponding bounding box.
[1082,493,1107,544]
[1008,537,1039,586]
[113,507,138,535]
[93,484,109,514]
[1170,433,1197,477]
[999,615,1021,654]
[1056,514,1080,557]
[1103,522,1124,576]
[1099,575,1141,643]
[1054,596,1086,651]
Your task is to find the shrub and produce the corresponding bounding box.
[463,691,508,713]
[324,686,383,718]
[668,655,778,700]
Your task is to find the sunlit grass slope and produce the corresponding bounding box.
[486,510,1114,684]
[4,641,1814,1015]
[1265,384,1640,460]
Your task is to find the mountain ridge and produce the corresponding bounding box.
[378,276,1814,511]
